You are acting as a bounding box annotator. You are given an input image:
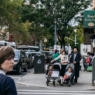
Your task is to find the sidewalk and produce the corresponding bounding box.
[17,70,95,90]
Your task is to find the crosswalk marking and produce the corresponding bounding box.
[18,89,95,95]
[18,89,95,93]
[18,92,95,95]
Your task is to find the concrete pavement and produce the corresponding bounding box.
[16,69,95,90]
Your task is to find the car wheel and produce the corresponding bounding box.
[29,55,33,68]
[53,80,55,86]
[46,79,49,86]
[23,65,28,72]
[17,65,22,74]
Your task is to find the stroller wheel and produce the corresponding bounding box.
[46,79,49,86]
[53,80,55,86]
[58,79,63,86]
[68,81,71,87]
[58,79,61,86]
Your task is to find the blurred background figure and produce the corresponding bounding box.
[51,50,69,76]
[83,52,93,71]
[52,49,60,62]
[0,46,17,95]
[69,47,81,84]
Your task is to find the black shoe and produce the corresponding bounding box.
[74,79,77,84]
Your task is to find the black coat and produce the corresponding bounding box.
[0,74,17,95]
[70,52,81,78]
[70,52,81,67]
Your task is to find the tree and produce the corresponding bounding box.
[0,0,23,28]
[0,0,32,43]
[41,0,91,48]
[21,0,53,45]
[20,0,91,47]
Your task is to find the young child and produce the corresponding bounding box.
[61,67,73,83]
[47,65,53,77]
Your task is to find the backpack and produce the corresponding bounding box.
[86,57,91,63]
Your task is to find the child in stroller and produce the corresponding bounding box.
[46,62,61,86]
[60,63,74,86]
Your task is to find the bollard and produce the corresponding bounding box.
[92,56,95,86]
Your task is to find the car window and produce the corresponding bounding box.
[14,50,20,58]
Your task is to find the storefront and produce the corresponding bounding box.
[84,10,95,53]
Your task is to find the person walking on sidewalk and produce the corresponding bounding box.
[0,46,17,95]
[69,47,81,84]
[51,50,69,76]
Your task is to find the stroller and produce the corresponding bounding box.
[46,62,61,86]
[60,63,75,87]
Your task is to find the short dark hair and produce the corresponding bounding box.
[0,46,15,64]
[54,49,58,53]
[73,46,78,51]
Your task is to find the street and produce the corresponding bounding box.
[9,69,95,95]
[1,0,95,95]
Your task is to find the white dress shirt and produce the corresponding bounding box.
[0,69,5,75]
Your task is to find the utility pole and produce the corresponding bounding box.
[54,19,57,46]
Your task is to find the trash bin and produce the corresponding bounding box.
[92,56,95,86]
[33,54,45,74]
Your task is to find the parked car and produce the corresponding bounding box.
[17,45,40,68]
[13,49,28,74]
[42,51,52,64]
[0,40,16,48]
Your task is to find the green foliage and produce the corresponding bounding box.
[0,0,23,27]
[0,0,91,46]
[40,0,91,47]
[0,0,31,43]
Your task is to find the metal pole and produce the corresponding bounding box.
[74,29,77,46]
[39,40,42,52]
[54,19,57,46]
[75,33,77,46]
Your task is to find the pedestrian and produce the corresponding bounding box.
[0,46,17,95]
[69,47,81,84]
[61,67,73,83]
[51,49,69,76]
[52,49,60,62]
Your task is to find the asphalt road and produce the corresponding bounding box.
[17,83,95,95]
[8,69,95,95]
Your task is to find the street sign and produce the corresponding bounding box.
[84,10,95,28]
